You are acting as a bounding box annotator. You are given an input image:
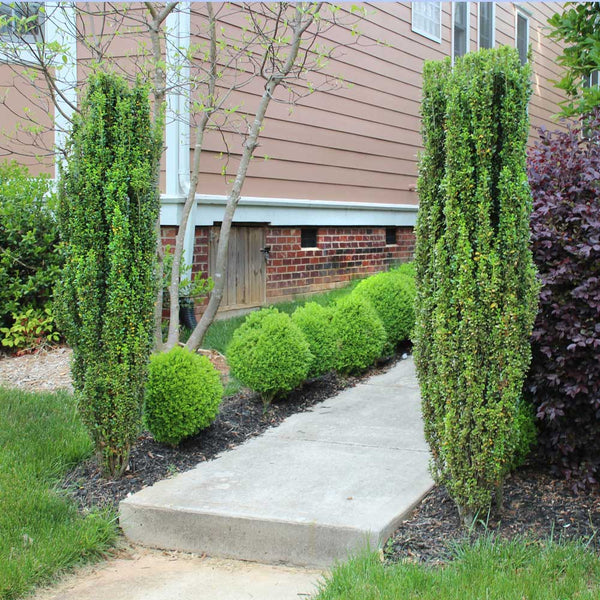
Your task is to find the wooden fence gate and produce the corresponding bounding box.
[209,225,266,312]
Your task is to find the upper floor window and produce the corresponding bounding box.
[0,2,44,42]
[584,70,600,89]
[479,2,494,49]
[515,9,529,65]
[412,2,441,43]
[453,2,469,60]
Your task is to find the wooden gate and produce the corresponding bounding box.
[209,225,266,311]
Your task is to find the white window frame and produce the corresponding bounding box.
[515,6,531,65]
[584,70,600,89]
[478,1,495,50]
[0,2,44,44]
[452,2,470,62]
[411,2,442,44]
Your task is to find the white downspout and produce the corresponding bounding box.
[45,1,77,177]
[166,5,194,283]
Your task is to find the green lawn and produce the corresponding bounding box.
[0,387,116,600]
[201,281,358,355]
[315,538,600,600]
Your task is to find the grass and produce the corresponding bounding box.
[201,281,359,355]
[314,537,600,600]
[0,386,117,600]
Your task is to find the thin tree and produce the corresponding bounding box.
[0,2,356,350]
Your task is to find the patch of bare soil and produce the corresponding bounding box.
[0,346,73,392]
[385,454,599,565]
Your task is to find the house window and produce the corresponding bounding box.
[0,2,44,41]
[516,9,529,65]
[453,2,469,60]
[385,228,397,246]
[412,2,441,43]
[584,70,600,89]
[301,228,318,248]
[479,2,494,49]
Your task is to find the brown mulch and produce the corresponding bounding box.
[385,454,600,565]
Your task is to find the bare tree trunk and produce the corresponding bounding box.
[146,1,178,350]
[186,3,321,351]
[164,2,217,350]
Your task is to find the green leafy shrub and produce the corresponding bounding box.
[331,295,386,375]
[352,270,415,354]
[145,346,223,446]
[0,307,60,351]
[56,73,162,477]
[227,308,312,405]
[291,302,337,378]
[393,261,416,279]
[0,162,61,350]
[414,48,539,525]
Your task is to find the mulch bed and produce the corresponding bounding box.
[385,453,600,565]
[63,350,410,512]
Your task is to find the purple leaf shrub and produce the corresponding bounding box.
[527,109,600,489]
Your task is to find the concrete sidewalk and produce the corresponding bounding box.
[120,357,433,568]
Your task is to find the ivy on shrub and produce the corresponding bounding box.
[527,109,600,489]
[0,162,61,350]
[291,302,337,378]
[145,346,223,446]
[331,294,386,375]
[414,48,539,525]
[227,308,312,405]
[352,269,415,354]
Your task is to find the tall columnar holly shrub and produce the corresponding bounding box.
[414,47,539,525]
[57,73,161,477]
[527,109,600,489]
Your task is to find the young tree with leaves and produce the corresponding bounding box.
[0,2,354,351]
[548,2,600,116]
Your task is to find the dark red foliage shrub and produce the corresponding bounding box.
[527,109,600,490]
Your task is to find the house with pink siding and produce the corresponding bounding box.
[0,2,567,315]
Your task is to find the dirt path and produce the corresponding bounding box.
[32,545,323,600]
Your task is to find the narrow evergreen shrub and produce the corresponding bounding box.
[414,48,539,525]
[331,294,386,375]
[227,308,312,405]
[56,73,161,476]
[145,346,223,446]
[0,162,61,349]
[527,109,600,489]
[352,270,415,354]
[291,302,337,378]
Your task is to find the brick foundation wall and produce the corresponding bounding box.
[159,224,416,315]
[265,226,415,304]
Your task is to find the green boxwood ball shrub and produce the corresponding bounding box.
[145,346,223,446]
[352,270,415,354]
[331,294,386,375]
[227,308,312,404]
[291,302,337,378]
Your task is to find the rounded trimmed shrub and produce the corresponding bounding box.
[331,294,386,375]
[145,346,223,446]
[352,270,415,354]
[291,302,337,378]
[227,308,312,404]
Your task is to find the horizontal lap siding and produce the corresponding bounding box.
[188,2,566,207]
[189,2,453,206]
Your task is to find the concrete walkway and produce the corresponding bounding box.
[120,357,433,568]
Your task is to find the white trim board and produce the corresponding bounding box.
[160,195,419,228]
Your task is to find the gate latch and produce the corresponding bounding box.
[260,246,271,260]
